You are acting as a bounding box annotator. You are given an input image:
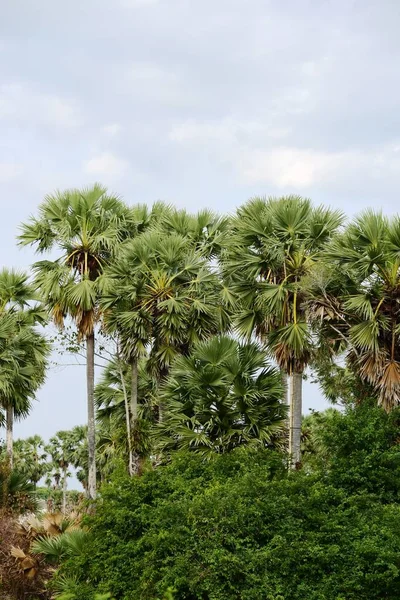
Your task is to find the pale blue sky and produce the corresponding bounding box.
[1,0,399,458]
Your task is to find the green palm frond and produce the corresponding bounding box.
[157,336,286,455]
[223,195,342,376]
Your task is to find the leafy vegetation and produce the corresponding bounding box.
[58,404,400,599]
[2,192,400,599]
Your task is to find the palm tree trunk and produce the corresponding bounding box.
[6,406,13,469]
[282,372,289,406]
[281,371,289,452]
[130,356,140,475]
[86,332,96,499]
[62,468,67,514]
[289,372,302,469]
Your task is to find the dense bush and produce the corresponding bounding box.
[59,405,400,600]
[303,401,400,499]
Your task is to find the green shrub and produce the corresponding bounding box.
[311,401,400,499]
[59,439,400,600]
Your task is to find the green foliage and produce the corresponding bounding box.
[95,356,156,466]
[223,196,343,373]
[322,210,400,410]
[9,190,400,600]
[305,400,400,499]
[101,227,229,379]
[32,529,88,563]
[13,435,48,486]
[0,458,37,511]
[158,336,286,454]
[58,409,400,599]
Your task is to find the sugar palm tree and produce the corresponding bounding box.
[0,268,48,467]
[101,228,229,473]
[66,425,88,493]
[223,196,343,466]
[46,430,76,512]
[13,435,48,488]
[19,184,135,498]
[157,335,286,454]
[324,210,400,410]
[1,321,48,467]
[0,269,49,467]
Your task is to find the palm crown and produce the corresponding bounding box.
[0,269,49,467]
[18,183,135,338]
[325,210,400,410]
[224,196,344,372]
[158,335,286,455]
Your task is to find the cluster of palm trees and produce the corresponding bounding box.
[1,184,399,499]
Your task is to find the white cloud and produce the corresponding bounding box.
[169,117,400,189]
[0,83,82,129]
[83,152,129,179]
[116,62,197,109]
[170,117,290,145]
[239,147,349,187]
[102,123,122,137]
[241,146,400,188]
[129,62,177,84]
[0,163,22,182]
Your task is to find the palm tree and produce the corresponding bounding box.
[46,431,75,512]
[0,313,49,468]
[223,196,343,467]
[0,269,48,467]
[157,336,286,454]
[4,325,48,466]
[101,228,229,472]
[19,184,135,498]
[13,435,48,488]
[323,210,400,410]
[60,425,89,493]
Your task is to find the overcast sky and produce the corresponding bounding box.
[1,0,399,456]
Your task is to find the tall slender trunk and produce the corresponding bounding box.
[130,357,140,475]
[6,406,13,469]
[62,468,67,514]
[282,372,289,406]
[281,371,290,452]
[289,372,302,469]
[87,332,96,499]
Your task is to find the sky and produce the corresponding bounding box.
[1,0,399,454]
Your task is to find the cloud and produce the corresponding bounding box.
[239,146,400,188]
[83,152,129,179]
[238,147,352,187]
[120,0,159,6]
[0,162,22,182]
[169,117,290,145]
[102,123,122,136]
[0,83,82,130]
[169,117,400,189]
[115,61,197,110]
